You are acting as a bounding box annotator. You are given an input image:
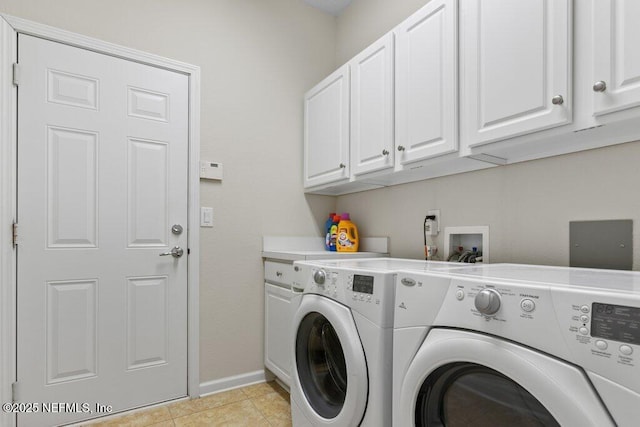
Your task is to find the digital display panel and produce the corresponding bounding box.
[353,275,374,294]
[591,303,640,345]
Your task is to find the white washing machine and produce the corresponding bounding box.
[393,263,640,426]
[290,258,460,427]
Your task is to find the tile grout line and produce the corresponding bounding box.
[247,397,274,426]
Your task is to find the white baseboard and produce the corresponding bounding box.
[199,370,269,397]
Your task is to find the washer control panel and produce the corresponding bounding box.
[396,270,640,396]
[566,301,639,365]
[298,264,397,328]
[347,274,376,304]
[444,280,548,324]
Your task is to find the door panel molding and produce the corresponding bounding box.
[0,14,200,427]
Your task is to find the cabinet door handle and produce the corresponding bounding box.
[397,146,405,152]
[339,163,346,169]
[551,95,564,105]
[593,81,607,92]
[382,149,389,156]
[276,271,283,277]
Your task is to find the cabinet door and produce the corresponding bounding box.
[264,283,293,386]
[395,0,457,166]
[304,65,350,188]
[460,0,571,148]
[593,0,640,116]
[350,33,394,176]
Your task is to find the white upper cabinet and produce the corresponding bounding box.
[350,33,395,176]
[304,65,350,188]
[395,0,458,166]
[460,0,572,148]
[592,0,640,116]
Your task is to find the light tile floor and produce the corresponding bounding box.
[82,381,291,427]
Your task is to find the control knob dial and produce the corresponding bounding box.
[474,288,501,315]
[313,269,326,286]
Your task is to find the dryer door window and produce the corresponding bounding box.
[416,363,560,427]
[295,311,347,419]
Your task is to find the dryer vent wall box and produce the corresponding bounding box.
[200,161,223,180]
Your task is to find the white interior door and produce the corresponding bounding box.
[16,34,189,426]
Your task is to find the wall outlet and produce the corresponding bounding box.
[426,209,441,234]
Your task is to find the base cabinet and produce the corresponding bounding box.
[264,282,293,386]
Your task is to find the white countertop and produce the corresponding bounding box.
[262,236,389,262]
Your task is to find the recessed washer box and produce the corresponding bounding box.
[444,226,489,263]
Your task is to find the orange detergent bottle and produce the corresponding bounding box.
[336,213,359,252]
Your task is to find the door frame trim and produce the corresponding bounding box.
[0,15,201,426]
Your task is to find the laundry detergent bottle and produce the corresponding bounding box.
[329,215,341,251]
[324,212,336,250]
[337,213,359,252]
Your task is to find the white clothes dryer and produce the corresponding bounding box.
[290,258,459,427]
[393,263,640,427]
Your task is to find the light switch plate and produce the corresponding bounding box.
[200,207,214,227]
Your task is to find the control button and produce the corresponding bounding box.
[580,305,590,314]
[455,290,465,301]
[520,299,536,313]
[580,315,589,323]
[352,294,357,300]
[595,340,608,351]
[620,345,634,356]
[359,295,365,301]
[579,327,589,336]
[367,296,372,302]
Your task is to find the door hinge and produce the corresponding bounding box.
[11,382,18,403]
[12,222,18,248]
[12,63,19,86]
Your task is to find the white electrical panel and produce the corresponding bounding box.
[200,161,223,180]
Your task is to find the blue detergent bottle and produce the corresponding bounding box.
[325,212,336,250]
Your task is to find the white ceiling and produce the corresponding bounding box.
[303,0,353,16]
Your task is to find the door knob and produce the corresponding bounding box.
[551,95,564,105]
[397,146,405,152]
[593,81,607,92]
[159,246,184,258]
[382,149,389,156]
